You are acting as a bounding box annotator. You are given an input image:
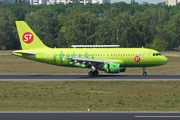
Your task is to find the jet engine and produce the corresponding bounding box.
[104,63,126,73]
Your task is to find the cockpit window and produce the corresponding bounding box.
[156,53,162,56]
[153,53,162,56]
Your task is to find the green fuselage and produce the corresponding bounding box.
[13,47,168,68]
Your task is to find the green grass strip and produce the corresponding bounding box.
[0,81,180,111]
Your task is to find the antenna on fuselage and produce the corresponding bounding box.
[71,45,120,48]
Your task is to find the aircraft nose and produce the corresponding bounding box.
[162,56,168,65]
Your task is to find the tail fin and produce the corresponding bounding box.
[15,21,48,50]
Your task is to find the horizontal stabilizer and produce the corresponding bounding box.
[13,50,36,55]
[12,50,36,58]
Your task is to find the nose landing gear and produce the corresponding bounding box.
[143,67,147,75]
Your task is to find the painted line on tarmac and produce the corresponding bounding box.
[1,111,180,113]
[0,79,180,81]
[135,116,180,118]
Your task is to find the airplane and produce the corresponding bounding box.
[13,21,168,77]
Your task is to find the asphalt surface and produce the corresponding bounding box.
[0,74,180,81]
[1,112,180,120]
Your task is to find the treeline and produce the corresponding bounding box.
[0,2,180,51]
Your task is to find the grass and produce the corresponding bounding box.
[0,51,180,74]
[0,81,180,111]
[0,51,180,111]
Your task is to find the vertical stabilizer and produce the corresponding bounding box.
[15,21,48,50]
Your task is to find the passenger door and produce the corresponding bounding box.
[45,50,51,62]
[141,49,147,60]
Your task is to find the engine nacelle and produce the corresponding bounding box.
[120,67,126,72]
[104,63,120,73]
[104,63,126,73]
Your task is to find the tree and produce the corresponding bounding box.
[151,38,167,51]
[114,12,133,47]
[132,11,151,47]
[65,12,97,46]
[165,12,180,48]
[9,5,28,20]
[94,18,114,45]
[25,9,59,47]
[0,9,19,49]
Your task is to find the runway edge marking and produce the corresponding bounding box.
[0,79,180,81]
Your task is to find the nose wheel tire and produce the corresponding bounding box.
[143,72,147,75]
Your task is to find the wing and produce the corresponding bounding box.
[69,57,115,68]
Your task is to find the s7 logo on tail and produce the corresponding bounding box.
[22,32,34,44]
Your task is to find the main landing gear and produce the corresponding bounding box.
[143,67,147,75]
[88,66,99,77]
[88,70,99,77]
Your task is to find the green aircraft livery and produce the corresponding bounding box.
[13,21,168,76]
